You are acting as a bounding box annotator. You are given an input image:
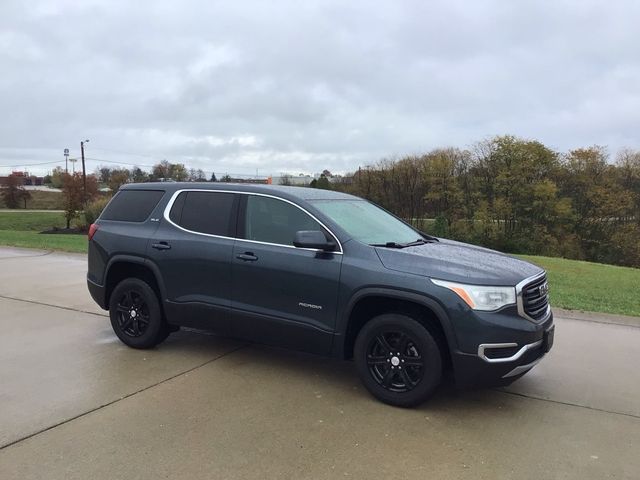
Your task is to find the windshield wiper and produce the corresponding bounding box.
[402,238,429,247]
[370,238,431,249]
[370,241,405,248]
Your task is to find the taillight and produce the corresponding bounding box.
[88,223,99,241]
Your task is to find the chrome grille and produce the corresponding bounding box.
[520,274,550,321]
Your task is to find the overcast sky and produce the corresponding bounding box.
[1,0,638,177]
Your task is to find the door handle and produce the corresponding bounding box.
[151,241,171,250]
[236,252,258,262]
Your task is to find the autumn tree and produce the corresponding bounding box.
[108,168,130,191]
[188,168,207,182]
[151,160,188,181]
[557,147,636,263]
[61,173,85,229]
[131,167,149,183]
[98,166,112,184]
[1,174,30,209]
[316,174,331,190]
[616,148,640,225]
[422,148,468,234]
[50,166,65,188]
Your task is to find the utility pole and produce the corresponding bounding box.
[80,139,89,202]
[64,148,69,173]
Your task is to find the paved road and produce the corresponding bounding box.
[0,247,638,479]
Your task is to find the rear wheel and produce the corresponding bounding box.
[354,313,442,407]
[109,278,170,349]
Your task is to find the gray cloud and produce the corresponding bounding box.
[1,0,638,177]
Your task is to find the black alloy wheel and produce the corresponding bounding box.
[109,278,170,349]
[366,331,424,393]
[115,290,151,337]
[354,313,443,407]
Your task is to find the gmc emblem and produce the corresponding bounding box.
[539,283,549,296]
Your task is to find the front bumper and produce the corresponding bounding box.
[451,310,554,388]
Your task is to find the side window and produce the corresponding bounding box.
[169,191,236,236]
[101,190,164,222]
[168,191,186,224]
[244,195,323,246]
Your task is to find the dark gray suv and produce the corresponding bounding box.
[87,183,554,406]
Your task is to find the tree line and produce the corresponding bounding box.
[3,134,638,267]
[43,160,219,192]
[332,135,640,268]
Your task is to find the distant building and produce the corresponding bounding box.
[270,174,314,186]
[0,171,44,186]
[227,177,269,184]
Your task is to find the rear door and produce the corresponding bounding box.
[147,190,239,333]
[230,194,343,354]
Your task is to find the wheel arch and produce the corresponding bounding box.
[339,289,456,366]
[104,256,166,311]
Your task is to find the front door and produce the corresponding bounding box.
[230,194,342,354]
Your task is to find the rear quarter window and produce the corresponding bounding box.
[100,190,165,222]
[168,191,236,236]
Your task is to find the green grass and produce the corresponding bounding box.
[517,255,640,317]
[0,230,87,253]
[0,190,63,209]
[0,211,75,230]
[0,211,87,253]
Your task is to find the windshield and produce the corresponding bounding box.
[310,200,423,245]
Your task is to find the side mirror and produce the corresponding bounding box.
[293,230,336,251]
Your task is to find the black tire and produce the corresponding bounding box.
[108,278,170,349]
[354,313,442,407]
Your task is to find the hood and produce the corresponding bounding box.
[374,238,543,286]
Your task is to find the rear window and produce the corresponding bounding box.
[169,191,236,236]
[100,190,165,222]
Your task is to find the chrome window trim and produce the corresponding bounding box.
[515,271,551,323]
[162,189,344,254]
[477,339,543,364]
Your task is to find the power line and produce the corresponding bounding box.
[0,160,65,168]
[85,157,156,168]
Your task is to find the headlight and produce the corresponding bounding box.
[431,279,516,311]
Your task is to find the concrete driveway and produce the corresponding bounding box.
[0,247,638,479]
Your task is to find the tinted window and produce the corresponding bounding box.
[101,190,164,222]
[245,195,322,246]
[168,191,186,224]
[171,191,235,236]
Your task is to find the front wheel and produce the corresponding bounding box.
[354,313,442,407]
[108,278,170,349]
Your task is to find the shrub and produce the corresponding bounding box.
[84,196,111,226]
